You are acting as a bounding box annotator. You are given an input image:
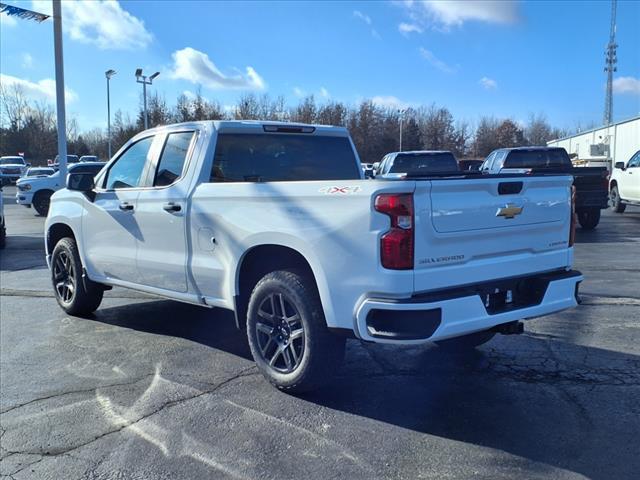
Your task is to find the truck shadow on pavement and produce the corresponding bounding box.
[90,299,639,480]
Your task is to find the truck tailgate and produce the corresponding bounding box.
[413,175,573,293]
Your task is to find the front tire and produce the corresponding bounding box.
[33,190,53,216]
[436,330,496,351]
[577,208,601,230]
[610,185,626,213]
[51,237,103,315]
[246,270,345,393]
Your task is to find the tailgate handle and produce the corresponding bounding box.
[498,182,523,195]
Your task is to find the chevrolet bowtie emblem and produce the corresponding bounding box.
[496,204,523,219]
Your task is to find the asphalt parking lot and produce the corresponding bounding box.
[1,185,639,480]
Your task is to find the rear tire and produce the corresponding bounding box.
[51,237,103,316]
[610,185,626,213]
[246,270,345,393]
[436,330,496,351]
[33,190,53,216]
[577,208,600,230]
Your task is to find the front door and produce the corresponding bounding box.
[83,135,157,283]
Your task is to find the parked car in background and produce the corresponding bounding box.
[458,159,483,171]
[79,155,99,162]
[50,155,80,170]
[0,156,29,185]
[0,183,5,249]
[610,150,640,213]
[16,162,104,216]
[361,163,375,178]
[376,151,459,176]
[480,147,610,230]
[22,167,55,178]
[46,120,582,392]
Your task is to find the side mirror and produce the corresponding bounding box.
[67,173,96,201]
[614,161,625,170]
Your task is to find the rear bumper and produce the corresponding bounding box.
[354,270,582,344]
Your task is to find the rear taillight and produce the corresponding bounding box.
[375,193,414,270]
[569,185,577,247]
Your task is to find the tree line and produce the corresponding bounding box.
[1,84,567,165]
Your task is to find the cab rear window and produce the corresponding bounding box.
[210,133,360,182]
[391,152,458,174]
[504,149,571,169]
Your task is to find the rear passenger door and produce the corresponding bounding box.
[135,130,197,293]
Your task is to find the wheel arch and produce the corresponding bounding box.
[234,244,323,330]
[47,222,77,256]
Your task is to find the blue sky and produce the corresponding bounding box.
[1,0,639,132]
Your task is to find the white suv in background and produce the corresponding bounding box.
[610,150,640,213]
[16,162,105,216]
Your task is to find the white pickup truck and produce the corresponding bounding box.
[610,150,640,212]
[46,121,583,392]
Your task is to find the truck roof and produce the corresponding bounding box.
[498,146,565,152]
[141,120,350,137]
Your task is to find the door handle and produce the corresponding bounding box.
[163,202,182,212]
[119,202,134,211]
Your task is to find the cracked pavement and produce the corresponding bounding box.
[1,186,639,479]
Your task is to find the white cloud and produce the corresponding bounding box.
[0,11,17,27]
[401,0,519,30]
[353,9,380,38]
[419,47,455,73]
[398,22,423,36]
[31,0,152,50]
[21,53,34,69]
[171,47,266,90]
[319,87,330,98]
[353,10,372,25]
[479,76,498,89]
[371,96,412,110]
[293,87,305,98]
[0,73,78,103]
[612,76,640,95]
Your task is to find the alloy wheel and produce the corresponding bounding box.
[255,292,305,373]
[53,250,75,303]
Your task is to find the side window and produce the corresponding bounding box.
[482,152,496,171]
[628,152,640,168]
[493,151,507,170]
[154,131,195,187]
[104,136,154,190]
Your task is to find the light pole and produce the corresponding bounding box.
[105,69,116,159]
[398,109,406,152]
[135,68,160,130]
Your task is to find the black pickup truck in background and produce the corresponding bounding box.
[480,147,609,229]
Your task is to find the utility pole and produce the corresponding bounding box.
[398,109,406,152]
[135,68,160,130]
[105,70,116,159]
[52,0,68,181]
[603,0,617,126]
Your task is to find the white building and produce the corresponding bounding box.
[547,116,639,169]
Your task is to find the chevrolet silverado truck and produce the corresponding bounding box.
[480,147,609,230]
[46,121,583,392]
[610,150,640,213]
